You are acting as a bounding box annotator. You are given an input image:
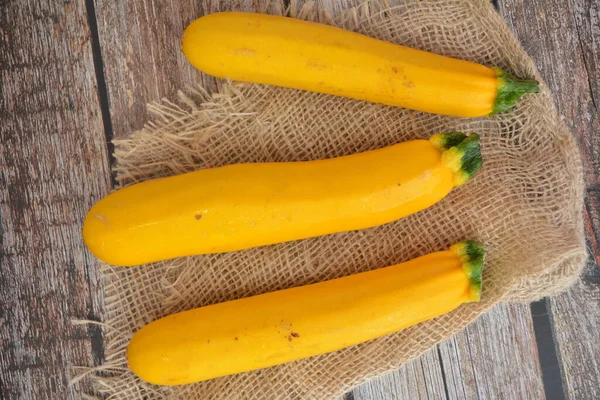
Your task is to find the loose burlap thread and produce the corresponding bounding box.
[85,0,586,398]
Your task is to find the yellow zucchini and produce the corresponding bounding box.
[127,241,485,385]
[182,12,538,117]
[83,133,482,266]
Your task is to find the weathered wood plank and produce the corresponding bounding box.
[500,0,600,398]
[449,303,545,399]
[352,349,447,400]
[0,0,111,398]
[548,261,600,400]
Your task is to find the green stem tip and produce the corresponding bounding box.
[491,67,539,115]
[430,132,483,186]
[450,241,485,302]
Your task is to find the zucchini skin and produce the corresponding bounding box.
[182,12,538,117]
[126,241,485,385]
[83,134,482,266]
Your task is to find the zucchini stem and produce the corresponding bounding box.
[450,241,485,302]
[430,132,483,186]
[491,67,539,115]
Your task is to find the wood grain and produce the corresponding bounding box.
[0,0,111,398]
[452,303,545,399]
[352,349,446,400]
[500,1,600,399]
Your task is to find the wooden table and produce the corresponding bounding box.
[1,1,598,399]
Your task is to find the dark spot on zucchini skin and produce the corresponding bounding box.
[195,214,202,220]
[291,332,300,338]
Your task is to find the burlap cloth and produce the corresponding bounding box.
[85,0,586,398]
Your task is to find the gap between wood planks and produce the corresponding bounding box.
[85,0,117,187]
[83,0,112,371]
